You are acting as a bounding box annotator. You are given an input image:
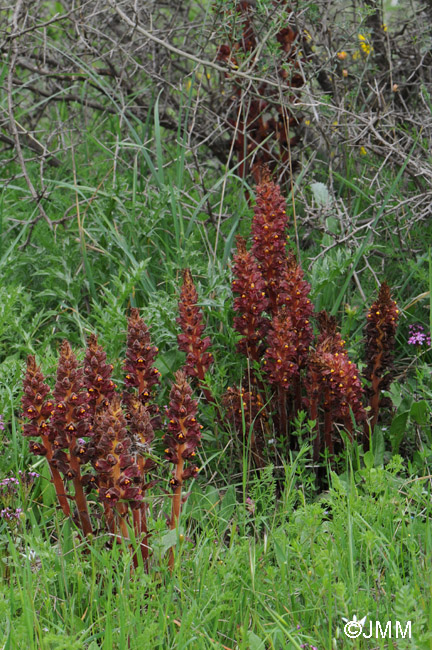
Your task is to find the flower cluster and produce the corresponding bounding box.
[276,253,314,368]
[164,370,202,487]
[22,355,71,517]
[306,313,365,456]
[231,236,268,360]
[264,308,299,389]
[22,355,54,451]
[164,369,202,568]
[0,477,20,496]
[94,396,143,509]
[1,507,23,521]
[364,283,399,434]
[408,324,430,347]
[84,334,116,416]
[177,269,213,381]
[50,341,92,534]
[216,4,303,182]
[124,308,160,398]
[251,176,289,313]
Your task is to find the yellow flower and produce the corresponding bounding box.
[337,51,348,60]
[358,34,373,56]
[360,146,367,156]
[304,119,310,126]
[382,24,388,32]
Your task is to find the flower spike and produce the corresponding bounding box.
[165,370,202,569]
[231,235,269,360]
[251,176,289,313]
[51,340,93,535]
[364,283,399,436]
[22,356,70,516]
[177,269,213,382]
[84,334,116,417]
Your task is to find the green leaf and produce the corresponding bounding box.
[364,450,374,470]
[390,411,410,453]
[410,400,429,426]
[372,428,385,466]
[247,630,266,649]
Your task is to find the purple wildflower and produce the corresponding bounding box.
[0,415,4,431]
[0,477,19,496]
[0,507,22,521]
[18,470,40,487]
[408,324,431,347]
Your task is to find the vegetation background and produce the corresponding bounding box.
[0,0,432,648]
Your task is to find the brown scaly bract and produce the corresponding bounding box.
[276,253,314,368]
[93,396,142,508]
[22,355,54,453]
[364,283,399,432]
[22,356,71,516]
[177,269,213,380]
[164,370,202,489]
[263,307,299,389]
[251,176,289,313]
[315,343,365,426]
[231,236,269,360]
[84,334,116,418]
[50,340,93,534]
[50,341,92,479]
[123,308,161,427]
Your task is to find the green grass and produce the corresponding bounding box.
[1,456,431,649]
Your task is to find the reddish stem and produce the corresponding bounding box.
[40,433,71,517]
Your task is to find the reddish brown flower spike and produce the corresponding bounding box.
[251,177,289,312]
[364,283,399,433]
[231,236,269,360]
[177,269,213,380]
[93,396,142,509]
[264,307,299,389]
[124,308,160,399]
[84,334,116,416]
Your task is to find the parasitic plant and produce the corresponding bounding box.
[364,283,399,439]
[177,269,214,400]
[164,369,202,569]
[50,341,93,535]
[84,333,116,419]
[93,396,143,543]
[251,175,289,314]
[231,235,269,361]
[123,307,161,427]
[22,356,70,517]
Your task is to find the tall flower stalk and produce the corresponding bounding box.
[22,356,70,517]
[123,307,161,423]
[251,174,289,314]
[177,269,214,401]
[231,235,269,361]
[51,341,93,535]
[164,370,202,569]
[364,283,399,439]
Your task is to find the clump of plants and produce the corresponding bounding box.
[21,172,400,567]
